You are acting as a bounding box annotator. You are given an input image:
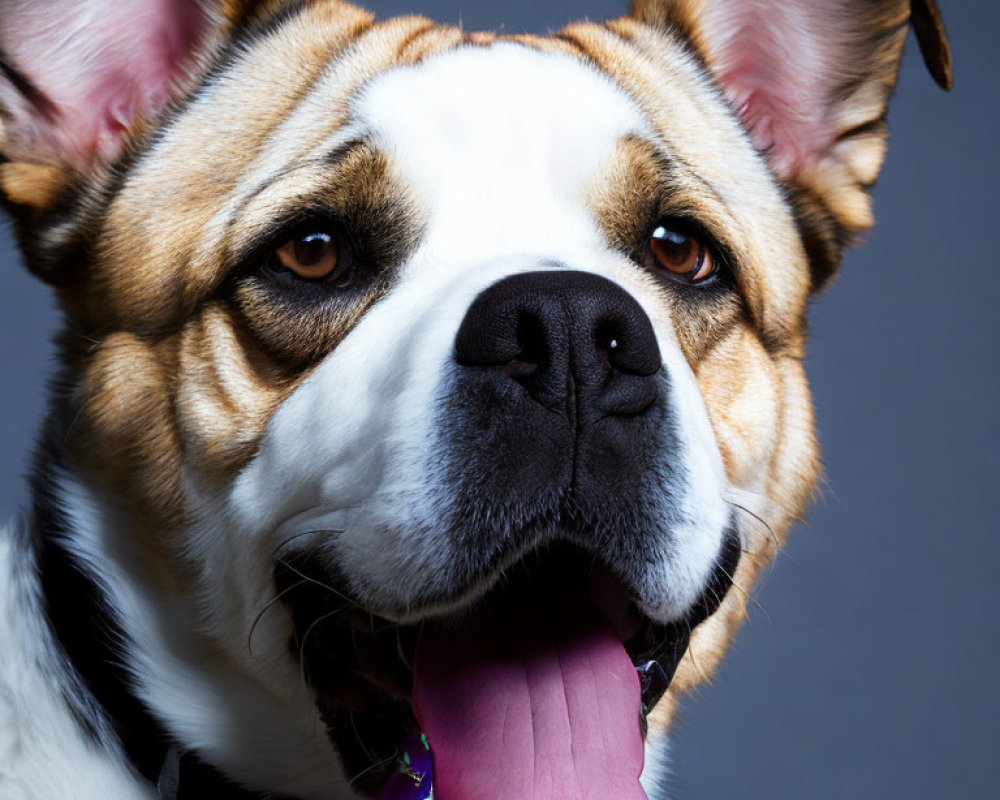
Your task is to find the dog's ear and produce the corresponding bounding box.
[0,0,222,220]
[630,0,952,285]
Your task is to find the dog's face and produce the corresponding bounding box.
[0,0,950,797]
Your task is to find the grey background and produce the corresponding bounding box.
[1,1,996,797]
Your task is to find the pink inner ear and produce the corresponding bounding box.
[2,0,208,169]
[696,0,853,177]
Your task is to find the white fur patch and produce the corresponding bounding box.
[53,477,347,800]
[641,731,672,798]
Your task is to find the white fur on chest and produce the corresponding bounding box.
[0,519,152,800]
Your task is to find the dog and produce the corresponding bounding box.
[0,1,951,798]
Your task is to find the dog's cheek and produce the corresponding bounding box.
[72,331,185,527]
[657,330,819,701]
[174,303,305,486]
[696,325,818,526]
[764,355,820,527]
[696,327,782,489]
[70,306,309,524]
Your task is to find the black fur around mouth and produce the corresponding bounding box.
[275,533,740,798]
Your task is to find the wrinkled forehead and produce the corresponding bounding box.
[354,44,648,260]
[352,40,804,334]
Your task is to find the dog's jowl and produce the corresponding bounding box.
[0,1,951,798]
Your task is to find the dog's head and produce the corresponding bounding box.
[0,1,950,797]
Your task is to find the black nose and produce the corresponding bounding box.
[454,271,661,421]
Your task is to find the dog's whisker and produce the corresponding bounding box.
[272,529,344,558]
[396,626,413,672]
[347,754,396,788]
[297,607,348,686]
[735,485,811,530]
[348,709,380,764]
[718,566,770,624]
[247,578,308,657]
[684,617,712,685]
[724,485,797,520]
[277,558,360,608]
[726,500,781,554]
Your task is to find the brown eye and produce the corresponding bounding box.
[269,231,342,281]
[649,224,715,283]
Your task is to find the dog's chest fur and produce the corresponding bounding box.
[0,520,150,799]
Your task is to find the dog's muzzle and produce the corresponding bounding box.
[428,270,677,587]
[276,269,738,798]
[452,269,665,501]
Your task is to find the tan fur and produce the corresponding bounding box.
[0,162,65,213]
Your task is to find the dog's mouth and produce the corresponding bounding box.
[276,541,736,798]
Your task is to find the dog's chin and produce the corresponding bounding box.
[275,536,737,798]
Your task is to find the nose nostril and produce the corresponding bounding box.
[594,311,660,378]
[498,313,547,379]
[595,321,640,374]
[594,323,618,370]
[513,313,547,366]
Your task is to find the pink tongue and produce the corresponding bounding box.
[413,591,647,800]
